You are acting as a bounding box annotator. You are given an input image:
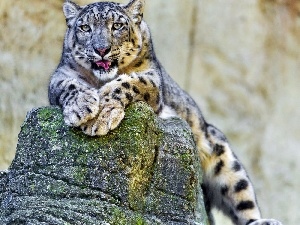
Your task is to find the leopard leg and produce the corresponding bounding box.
[49,75,100,127]
[81,71,162,136]
[199,124,282,225]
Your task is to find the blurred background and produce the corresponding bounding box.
[0,0,299,224]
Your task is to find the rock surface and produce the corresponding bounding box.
[0,102,208,225]
[0,1,299,224]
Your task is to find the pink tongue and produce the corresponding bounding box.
[96,60,111,70]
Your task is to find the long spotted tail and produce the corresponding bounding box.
[198,123,282,225]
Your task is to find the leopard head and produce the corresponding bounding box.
[63,0,145,81]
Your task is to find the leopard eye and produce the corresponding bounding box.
[79,24,91,32]
[113,23,124,30]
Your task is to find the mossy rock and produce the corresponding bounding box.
[0,102,208,225]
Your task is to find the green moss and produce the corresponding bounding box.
[110,208,150,225]
[121,104,163,211]
[134,217,148,225]
[36,107,65,138]
[73,167,87,184]
[110,208,128,225]
[36,103,163,211]
[45,181,68,196]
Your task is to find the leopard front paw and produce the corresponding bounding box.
[63,90,100,127]
[80,100,125,136]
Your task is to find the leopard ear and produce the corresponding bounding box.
[63,0,81,26]
[124,0,145,24]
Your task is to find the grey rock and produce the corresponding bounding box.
[0,102,208,225]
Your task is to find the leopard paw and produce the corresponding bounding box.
[80,100,125,136]
[248,219,283,225]
[63,89,100,127]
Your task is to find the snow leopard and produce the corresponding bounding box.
[48,1,283,225]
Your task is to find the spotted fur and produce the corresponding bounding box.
[48,1,282,225]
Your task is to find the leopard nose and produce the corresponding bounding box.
[95,47,111,57]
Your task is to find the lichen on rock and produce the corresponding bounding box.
[0,102,208,225]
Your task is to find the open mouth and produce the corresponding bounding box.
[91,60,117,71]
